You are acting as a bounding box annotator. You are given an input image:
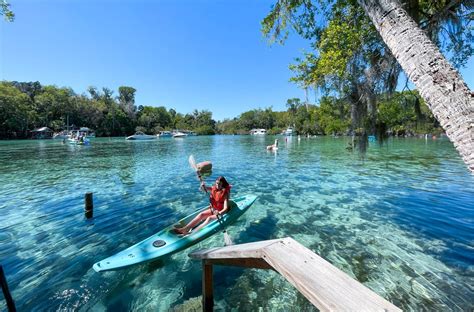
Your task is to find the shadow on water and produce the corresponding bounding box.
[239,210,279,242]
[144,259,167,273]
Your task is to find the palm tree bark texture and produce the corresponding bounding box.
[358,0,474,173]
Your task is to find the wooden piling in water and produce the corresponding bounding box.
[84,192,93,218]
[0,265,16,312]
[202,261,214,312]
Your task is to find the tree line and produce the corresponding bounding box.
[217,93,440,136]
[0,81,216,139]
[0,80,442,139]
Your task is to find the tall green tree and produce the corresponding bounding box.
[317,96,350,135]
[136,106,172,133]
[286,98,302,126]
[193,110,216,134]
[87,86,101,101]
[0,82,34,138]
[1,0,14,21]
[10,81,42,101]
[262,0,474,172]
[118,86,137,118]
[75,95,103,132]
[34,86,76,130]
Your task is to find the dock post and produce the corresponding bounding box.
[0,265,16,312]
[202,260,213,312]
[84,192,93,218]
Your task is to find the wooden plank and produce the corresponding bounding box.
[262,238,401,312]
[205,258,274,270]
[190,237,401,311]
[202,262,213,312]
[189,238,283,260]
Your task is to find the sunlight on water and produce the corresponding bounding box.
[0,136,473,311]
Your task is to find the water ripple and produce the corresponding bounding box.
[0,136,473,310]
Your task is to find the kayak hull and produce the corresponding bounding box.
[93,194,257,272]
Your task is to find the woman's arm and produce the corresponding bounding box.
[217,194,230,214]
[200,182,212,192]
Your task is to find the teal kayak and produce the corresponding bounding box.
[93,194,257,272]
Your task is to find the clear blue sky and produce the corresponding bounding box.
[1,0,472,121]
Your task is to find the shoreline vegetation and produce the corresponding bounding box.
[0,80,443,140]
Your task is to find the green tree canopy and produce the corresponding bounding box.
[1,0,14,21]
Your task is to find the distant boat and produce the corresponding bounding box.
[32,127,54,139]
[126,131,157,140]
[54,127,95,139]
[182,130,196,136]
[158,131,172,137]
[53,130,71,140]
[53,115,72,139]
[284,127,294,136]
[79,127,96,138]
[68,130,91,145]
[173,131,187,138]
[250,129,267,135]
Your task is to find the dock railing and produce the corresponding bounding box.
[189,237,401,312]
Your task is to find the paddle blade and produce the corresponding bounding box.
[188,155,197,171]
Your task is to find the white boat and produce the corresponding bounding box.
[32,127,54,139]
[79,127,96,138]
[53,130,71,140]
[158,131,172,137]
[284,127,294,136]
[54,127,96,139]
[172,131,187,138]
[68,130,91,145]
[250,129,267,135]
[53,115,72,139]
[126,131,157,140]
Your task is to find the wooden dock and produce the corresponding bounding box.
[189,237,401,312]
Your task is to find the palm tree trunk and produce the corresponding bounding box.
[358,0,474,173]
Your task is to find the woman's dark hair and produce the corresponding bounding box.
[217,176,229,188]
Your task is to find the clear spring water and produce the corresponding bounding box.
[0,136,472,311]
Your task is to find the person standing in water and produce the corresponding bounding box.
[267,139,278,151]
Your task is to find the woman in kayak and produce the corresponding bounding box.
[173,176,231,235]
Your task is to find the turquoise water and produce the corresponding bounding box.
[1,136,473,311]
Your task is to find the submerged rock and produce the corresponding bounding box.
[169,296,202,312]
